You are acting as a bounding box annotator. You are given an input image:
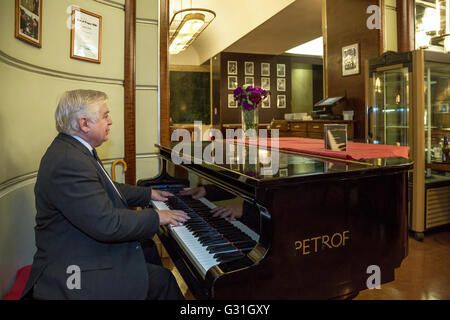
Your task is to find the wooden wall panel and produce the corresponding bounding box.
[325,0,381,140]
[397,0,415,53]
[124,0,136,185]
[160,0,170,147]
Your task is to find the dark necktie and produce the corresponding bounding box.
[92,148,102,165]
[92,148,126,203]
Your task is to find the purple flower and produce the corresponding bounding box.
[249,92,261,105]
[233,84,267,111]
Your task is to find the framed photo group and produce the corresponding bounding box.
[276,63,286,108]
[226,60,288,109]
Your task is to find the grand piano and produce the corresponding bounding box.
[138,139,412,300]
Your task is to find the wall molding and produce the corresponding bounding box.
[137,18,158,26]
[0,50,124,86]
[0,153,160,189]
[136,84,158,91]
[0,173,37,197]
[94,0,125,10]
[93,0,158,25]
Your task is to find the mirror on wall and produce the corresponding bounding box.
[167,0,324,125]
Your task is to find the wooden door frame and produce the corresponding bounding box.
[160,0,170,147]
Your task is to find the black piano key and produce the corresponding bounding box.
[198,234,222,241]
[213,249,239,258]
[217,255,246,264]
[230,240,256,249]
[214,252,243,262]
[204,239,228,247]
[209,246,236,254]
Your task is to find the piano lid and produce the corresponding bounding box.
[156,141,412,188]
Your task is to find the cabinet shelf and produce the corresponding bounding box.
[427,162,450,172]
[386,126,409,129]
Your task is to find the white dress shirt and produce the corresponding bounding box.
[72,135,125,202]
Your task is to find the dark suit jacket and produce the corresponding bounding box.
[22,133,159,300]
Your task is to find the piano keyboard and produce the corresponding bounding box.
[152,194,259,278]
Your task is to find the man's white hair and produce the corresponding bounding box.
[55,89,108,135]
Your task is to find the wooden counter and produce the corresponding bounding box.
[269,119,355,139]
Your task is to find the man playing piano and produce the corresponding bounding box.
[22,89,189,300]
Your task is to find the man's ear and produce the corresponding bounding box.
[78,117,90,133]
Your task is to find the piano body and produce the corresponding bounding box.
[138,141,413,300]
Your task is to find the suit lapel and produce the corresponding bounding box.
[57,133,129,207]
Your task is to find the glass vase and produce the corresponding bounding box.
[241,107,259,138]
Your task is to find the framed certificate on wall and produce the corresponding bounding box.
[70,7,102,63]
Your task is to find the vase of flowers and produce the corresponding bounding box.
[233,84,268,136]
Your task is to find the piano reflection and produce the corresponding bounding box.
[137,140,412,299]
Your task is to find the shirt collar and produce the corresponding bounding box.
[72,135,94,155]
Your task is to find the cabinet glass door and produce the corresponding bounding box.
[372,67,410,146]
[424,61,450,171]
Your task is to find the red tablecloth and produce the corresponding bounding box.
[229,137,409,161]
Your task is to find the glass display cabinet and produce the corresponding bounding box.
[367,51,411,147]
[366,50,450,240]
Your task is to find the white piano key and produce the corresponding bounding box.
[170,225,219,277]
[151,200,170,211]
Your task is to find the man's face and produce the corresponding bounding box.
[86,103,112,148]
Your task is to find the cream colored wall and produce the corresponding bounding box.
[385,0,398,52]
[0,0,126,183]
[291,63,313,114]
[0,0,160,297]
[135,0,160,181]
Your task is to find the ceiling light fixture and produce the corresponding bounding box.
[169,7,216,55]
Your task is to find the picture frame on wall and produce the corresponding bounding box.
[342,43,359,76]
[262,95,270,108]
[261,62,270,76]
[71,7,102,63]
[228,61,237,75]
[245,61,254,75]
[228,94,237,108]
[245,76,254,87]
[228,76,238,90]
[15,0,42,48]
[277,95,286,108]
[277,64,286,77]
[261,77,270,90]
[277,78,286,91]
